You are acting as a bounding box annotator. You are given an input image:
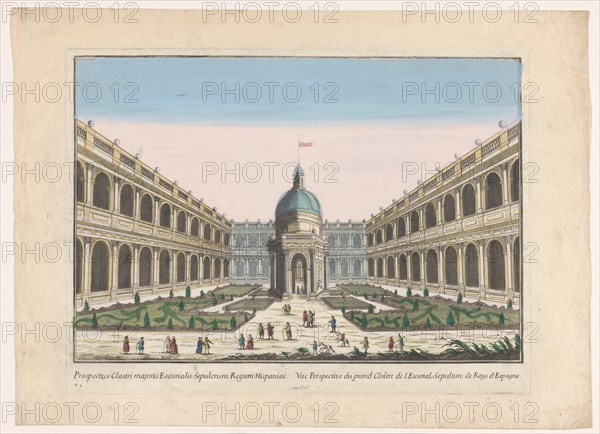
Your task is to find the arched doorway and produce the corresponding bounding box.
[411,252,420,281]
[214,258,222,279]
[399,254,408,280]
[140,194,153,223]
[177,252,186,283]
[410,211,420,233]
[425,203,437,228]
[444,194,456,222]
[485,172,503,209]
[120,184,134,217]
[465,243,479,287]
[159,250,170,284]
[139,247,152,287]
[190,255,199,281]
[92,172,110,210]
[367,258,374,277]
[90,241,110,292]
[487,240,505,290]
[376,258,384,278]
[387,256,395,278]
[291,253,308,294]
[462,184,476,216]
[426,250,438,283]
[203,257,211,280]
[117,244,132,289]
[445,246,458,286]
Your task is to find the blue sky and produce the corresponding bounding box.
[76,57,521,125]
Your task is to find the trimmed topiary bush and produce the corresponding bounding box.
[507,299,513,310]
[188,316,195,329]
[406,287,413,297]
[230,316,237,330]
[185,285,191,298]
[200,289,205,298]
[134,292,140,304]
[446,311,456,326]
[457,292,463,304]
[169,289,174,299]
[423,287,429,297]
[368,305,374,314]
[341,306,346,314]
[499,312,505,326]
[424,317,432,329]
[83,300,90,312]
[143,312,150,329]
[167,318,173,330]
[402,315,410,328]
[91,312,98,329]
[179,300,184,311]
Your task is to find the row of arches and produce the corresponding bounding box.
[368,160,520,246]
[76,162,230,245]
[367,237,520,292]
[327,234,363,249]
[328,257,364,277]
[75,238,230,294]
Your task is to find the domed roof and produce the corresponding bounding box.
[275,164,322,219]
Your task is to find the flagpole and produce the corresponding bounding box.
[297,134,300,164]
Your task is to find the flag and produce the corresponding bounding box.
[298,142,313,147]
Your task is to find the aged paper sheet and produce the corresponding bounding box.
[5,4,594,430]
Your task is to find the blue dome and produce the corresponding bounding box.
[275,187,322,218]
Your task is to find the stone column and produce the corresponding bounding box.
[457,243,465,290]
[502,163,510,205]
[406,252,412,286]
[475,176,483,213]
[85,163,94,206]
[504,236,513,301]
[420,250,426,289]
[154,197,160,225]
[152,247,159,290]
[110,241,119,297]
[186,252,191,283]
[171,249,177,286]
[134,187,141,219]
[419,208,425,231]
[82,236,91,301]
[132,244,139,292]
[437,198,443,225]
[171,207,178,231]
[323,255,328,291]
[455,187,462,219]
[394,254,399,281]
[478,240,486,299]
[437,246,444,293]
[282,253,289,293]
[310,250,316,292]
[113,176,120,213]
[269,250,275,290]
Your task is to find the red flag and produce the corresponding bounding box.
[298,142,313,147]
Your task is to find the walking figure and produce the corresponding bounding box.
[398,334,405,352]
[267,323,274,340]
[164,336,171,353]
[388,336,395,351]
[258,323,265,340]
[122,336,130,354]
[328,315,337,333]
[239,333,245,350]
[361,337,369,354]
[196,337,203,354]
[312,340,318,355]
[203,336,213,354]
[136,337,145,354]
[302,310,308,327]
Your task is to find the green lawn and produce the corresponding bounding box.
[211,284,261,297]
[224,297,276,312]
[321,297,374,310]
[345,296,519,330]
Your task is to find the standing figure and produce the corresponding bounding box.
[267,323,274,340]
[239,333,245,350]
[285,322,293,340]
[196,337,203,354]
[361,337,369,354]
[203,336,213,354]
[258,323,265,340]
[302,310,308,327]
[388,336,395,351]
[312,340,318,355]
[122,336,130,354]
[329,315,337,333]
[245,334,254,350]
[398,335,405,352]
[164,336,171,353]
[136,337,145,355]
[170,336,178,354]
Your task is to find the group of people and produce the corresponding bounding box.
[121,335,214,355]
[256,322,275,340]
[281,304,292,315]
[302,310,316,327]
[387,334,406,352]
[238,333,254,350]
[122,336,145,354]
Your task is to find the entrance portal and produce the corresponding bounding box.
[291,253,308,294]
